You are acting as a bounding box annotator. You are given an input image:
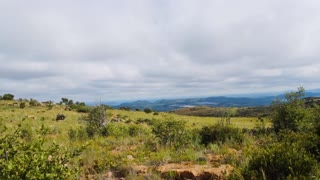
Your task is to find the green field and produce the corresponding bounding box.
[1,98,319,179]
[0,100,270,133]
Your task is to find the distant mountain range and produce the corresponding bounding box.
[109,89,320,112]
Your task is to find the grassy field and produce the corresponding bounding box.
[0,100,271,133]
[109,109,271,129]
[0,100,272,179]
[2,90,319,179]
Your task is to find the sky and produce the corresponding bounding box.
[1,0,320,102]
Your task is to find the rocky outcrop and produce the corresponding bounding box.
[157,162,233,180]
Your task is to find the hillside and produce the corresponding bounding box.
[173,106,273,117]
[114,96,276,112]
[113,90,320,112]
[172,97,320,117]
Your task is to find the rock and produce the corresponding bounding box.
[104,171,113,179]
[157,162,233,180]
[131,165,148,175]
[26,115,36,119]
[127,155,134,161]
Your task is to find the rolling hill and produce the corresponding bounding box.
[112,90,320,112]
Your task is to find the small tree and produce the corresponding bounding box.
[272,87,313,133]
[84,105,107,137]
[144,108,152,114]
[67,100,74,106]
[60,98,69,105]
[2,94,14,100]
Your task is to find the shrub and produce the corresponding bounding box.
[2,93,14,100]
[19,102,25,109]
[46,101,54,110]
[29,99,39,106]
[20,125,33,141]
[68,127,88,141]
[276,130,320,162]
[144,108,152,114]
[271,87,315,133]
[103,124,130,138]
[244,141,317,179]
[199,124,244,146]
[0,127,85,179]
[84,105,107,137]
[119,106,130,111]
[128,124,148,137]
[76,106,91,113]
[151,118,191,149]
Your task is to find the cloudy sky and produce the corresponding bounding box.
[1,0,320,102]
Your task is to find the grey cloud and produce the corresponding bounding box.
[1,0,320,102]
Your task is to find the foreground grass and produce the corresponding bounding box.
[0,101,271,179]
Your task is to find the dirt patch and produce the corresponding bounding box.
[205,154,223,166]
[157,162,233,180]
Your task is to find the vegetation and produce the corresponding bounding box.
[0,124,85,179]
[0,87,320,179]
[151,118,191,149]
[199,124,244,146]
[173,106,273,117]
[1,93,14,100]
[244,87,320,179]
[144,107,152,114]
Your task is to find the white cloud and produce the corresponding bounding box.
[0,0,320,102]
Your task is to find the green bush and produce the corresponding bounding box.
[76,105,92,113]
[151,118,191,149]
[19,102,25,109]
[29,99,39,106]
[271,87,315,133]
[244,141,317,179]
[84,105,107,137]
[119,106,130,111]
[128,124,148,137]
[2,93,14,100]
[144,108,152,114]
[20,125,33,141]
[276,131,320,162]
[104,124,129,138]
[68,127,88,141]
[199,124,244,146]
[0,127,85,179]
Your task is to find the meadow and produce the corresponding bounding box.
[1,91,319,180]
